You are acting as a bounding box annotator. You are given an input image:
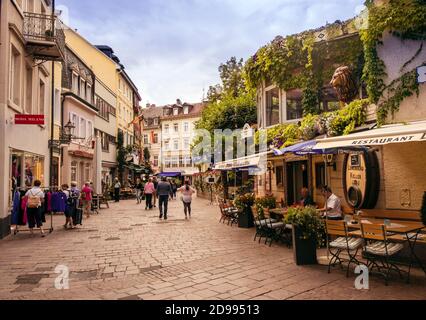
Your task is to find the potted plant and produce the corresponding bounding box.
[255,195,277,219]
[234,193,255,228]
[285,206,326,265]
[421,192,426,226]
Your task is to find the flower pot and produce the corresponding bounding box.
[292,226,318,265]
[238,208,254,228]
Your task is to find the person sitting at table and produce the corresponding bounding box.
[300,188,315,207]
[319,186,342,220]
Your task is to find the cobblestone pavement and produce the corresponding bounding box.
[0,197,425,300]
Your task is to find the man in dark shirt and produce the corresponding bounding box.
[153,176,159,208]
[300,188,315,207]
[156,177,172,220]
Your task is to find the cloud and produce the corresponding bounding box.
[58,0,364,105]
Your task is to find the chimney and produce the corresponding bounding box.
[176,99,182,106]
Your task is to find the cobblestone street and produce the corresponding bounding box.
[0,197,425,300]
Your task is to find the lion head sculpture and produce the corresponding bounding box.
[330,66,358,104]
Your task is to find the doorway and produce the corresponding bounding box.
[286,160,309,206]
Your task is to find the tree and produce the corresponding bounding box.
[143,147,151,163]
[116,130,126,183]
[219,57,245,98]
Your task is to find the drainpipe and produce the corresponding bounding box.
[49,0,56,189]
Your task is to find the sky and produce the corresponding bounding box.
[56,0,365,106]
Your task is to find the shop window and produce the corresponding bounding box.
[276,166,284,186]
[315,163,326,189]
[24,154,44,187]
[11,153,23,191]
[286,89,303,121]
[265,87,280,127]
[10,45,22,107]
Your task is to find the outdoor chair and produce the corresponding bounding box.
[218,200,239,226]
[251,206,275,243]
[263,208,286,247]
[360,223,406,286]
[326,220,363,277]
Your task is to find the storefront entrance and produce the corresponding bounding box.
[286,160,309,206]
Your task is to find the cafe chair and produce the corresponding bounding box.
[326,220,363,277]
[263,208,286,247]
[218,200,239,226]
[251,206,277,244]
[360,223,405,286]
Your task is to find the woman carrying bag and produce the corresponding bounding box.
[178,181,196,219]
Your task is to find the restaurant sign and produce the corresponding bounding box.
[15,114,45,125]
[343,151,380,209]
[351,133,426,146]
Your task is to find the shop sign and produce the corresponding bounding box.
[15,114,45,125]
[343,151,380,209]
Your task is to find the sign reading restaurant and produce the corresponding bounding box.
[351,132,426,146]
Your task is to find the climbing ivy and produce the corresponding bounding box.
[361,0,426,124]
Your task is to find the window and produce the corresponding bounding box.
[315,163,326,189]
[25,66,33,114]
[174,123,179,133]
[184,138,190,150]
[173,139,179,150]
[80,79,86,99]
[184,106,189,115]
[80,118,86,139]
[144,135,149,145]
[153,118,159,126]
[72,73,79,94]
[164,124,169,134]
[184,122,189,133]
[153,133,159,144]
[9,45,21,106]
[184,155,192,167]
[153,156,159,167]
[38,79,45,115]
[87,121,93,139]
[87,84,92,104]
[265,87,280,127]
[172,156,179,168]
[54,89,61,124]
[276,166,284,186]
[164,141,170,150]
[286,89,303,121]
[84,163,91,183]
[173,108,179,116]
[165,158,171,168]
[71,161,78,182]
[70,113,78,136]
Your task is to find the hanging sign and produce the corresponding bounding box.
[15,114,45,125]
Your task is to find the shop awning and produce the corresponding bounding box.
[273,140,319,156]
[314,121,426,150]
[213,152,270,171]
[158,172,182,177]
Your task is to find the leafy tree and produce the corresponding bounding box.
[219,57,245,98]
[143,147,151,163]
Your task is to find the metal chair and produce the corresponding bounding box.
[251,206,272,243]
[262,208,286,247]
[326,220,363,277]
[360,223,405,286]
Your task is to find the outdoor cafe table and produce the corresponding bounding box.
[347,218,426,282]
[269,208,288,220]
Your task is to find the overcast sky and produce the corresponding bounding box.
[57,0,365,106]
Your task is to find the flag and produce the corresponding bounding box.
[128,116,140,128]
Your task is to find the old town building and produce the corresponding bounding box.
[0,0,64,238]
[141,104,163,174]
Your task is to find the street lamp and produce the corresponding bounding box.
[48,120,78,148]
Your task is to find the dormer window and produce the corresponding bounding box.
[184,106,189,115]
[153,118,159,126]
[173,108,179,116]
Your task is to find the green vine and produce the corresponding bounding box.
[361,0,426,124]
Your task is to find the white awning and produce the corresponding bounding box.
[214,152,270,171]
[315,121,426,150]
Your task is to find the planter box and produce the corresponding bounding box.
[238,209,254,228]
[292,227,318,265]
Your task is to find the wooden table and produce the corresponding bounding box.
[346,218,426,281]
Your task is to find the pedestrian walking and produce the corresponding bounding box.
[144,178,155,210]
[135,178,144,204]
[178,181,196,219]
[25,180,46,237]
[61,184,73,229]
[152,176,158,208]
[172,181,178,200]
[81,182,93,219]
[67,182,81,228]
[157,177,172,220]
[114,178,121,202]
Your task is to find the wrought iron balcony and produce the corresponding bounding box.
[23,12,65,61]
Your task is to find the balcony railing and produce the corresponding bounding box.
[23,12,65,61]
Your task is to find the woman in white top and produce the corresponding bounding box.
[178,181,196,219]
[25,180,45,237]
